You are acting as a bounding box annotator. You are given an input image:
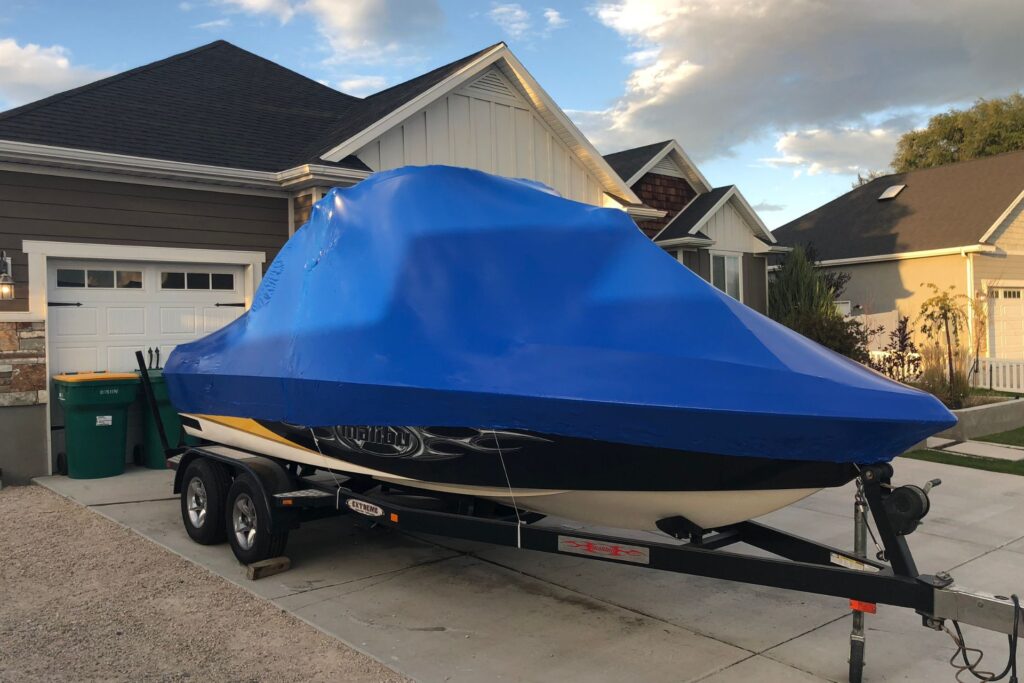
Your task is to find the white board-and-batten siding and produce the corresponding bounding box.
[701,201,770,254]
[355,67,604,206]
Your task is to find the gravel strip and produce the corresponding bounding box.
[0,484,407,683]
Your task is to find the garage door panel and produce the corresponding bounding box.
[202,306,242,332]
[51,307,99,337]
[160,307,197,335]
[53,347,98,374]
[107,307,146,335]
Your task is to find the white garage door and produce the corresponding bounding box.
[989,287,1024,359]
[47,259,246,373]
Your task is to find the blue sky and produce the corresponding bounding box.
[2,0,1023,228]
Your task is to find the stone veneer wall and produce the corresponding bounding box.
[0,321,47,407]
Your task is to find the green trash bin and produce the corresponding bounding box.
[54,372,139,479]
[136,369,195,469]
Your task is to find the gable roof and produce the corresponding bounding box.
[654,185,776,247]
[0,39,639,202]
[602,139,711,192]
[316,44,640,203]
[603,141,674,184]
[0,41,367,172]
[300,43,502,163]
[655,186,733,241]
[772,150,1024,262]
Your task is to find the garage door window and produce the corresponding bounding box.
[58,268,143,289]
[117,271,142,288]
[162,271,235,291]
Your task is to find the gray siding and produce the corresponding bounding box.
[742,253,767,314]
[0,170,289,312]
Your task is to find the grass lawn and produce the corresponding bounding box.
[902,449,1024,476]
[975,425,1024,447]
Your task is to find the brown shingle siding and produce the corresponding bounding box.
[632,172,697,237]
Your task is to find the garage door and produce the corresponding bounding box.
[989,287,1024,359]
[47,259,246,373]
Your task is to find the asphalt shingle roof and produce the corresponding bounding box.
[602,141,672,184]
[655,186,733,242]
[772,150,1024,260]
[0,40,502,173]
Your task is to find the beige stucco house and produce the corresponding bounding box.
[773,150,1024,360]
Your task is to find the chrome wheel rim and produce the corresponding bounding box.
[186,477,208,528]
[232,494,257,550]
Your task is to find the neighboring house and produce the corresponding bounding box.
[604,139,785,313]
[772,150,1024,361]
[0,40,650,482]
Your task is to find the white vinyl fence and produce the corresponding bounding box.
[972,358,1024,393]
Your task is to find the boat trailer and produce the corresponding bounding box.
[136,356,1019,682]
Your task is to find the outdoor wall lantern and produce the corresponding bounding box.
[0,250,15,301]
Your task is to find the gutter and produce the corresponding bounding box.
[0,139,369,193]
[814,244,997,267]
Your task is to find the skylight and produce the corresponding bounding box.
[878,184,906,200]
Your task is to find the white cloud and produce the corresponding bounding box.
[543,8,566,29]
[179,1,194,10]
[0,39,110,109]
[220,0,442,64]
[195,18,232,30]
[338,74,388,96]
[490,3,531,38]
[579,0,1024,170]
[752,201,785,212]
[219,0,294,23]
[762,127,901,176]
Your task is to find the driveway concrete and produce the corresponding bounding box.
[36,458,1024,683]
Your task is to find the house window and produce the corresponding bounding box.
[835,300,852,316]
[1003,289,1022,299]
[711,253,741,300]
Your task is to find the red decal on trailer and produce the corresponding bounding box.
[557,535,650,565]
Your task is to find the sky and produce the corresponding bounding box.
[1,0,1023,228]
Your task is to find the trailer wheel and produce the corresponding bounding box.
[180,459,230,544]
[226,473,288,564]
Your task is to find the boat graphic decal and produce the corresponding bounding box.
[278,424,550,462]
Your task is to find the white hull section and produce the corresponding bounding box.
[184,414,821,530]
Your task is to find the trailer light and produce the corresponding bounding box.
[390,513,399,523]
[850,600,876,614]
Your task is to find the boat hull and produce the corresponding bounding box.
[182,414,856,531]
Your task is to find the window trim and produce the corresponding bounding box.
[709,250,743,302]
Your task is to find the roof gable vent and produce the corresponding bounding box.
[878,184,906,200]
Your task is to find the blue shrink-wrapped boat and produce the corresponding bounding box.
[164,166,955,531]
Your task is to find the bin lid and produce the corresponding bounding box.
[53,371,140,383]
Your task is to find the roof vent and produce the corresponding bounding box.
[878,184,906,201]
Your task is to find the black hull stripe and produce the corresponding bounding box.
[259,422,859,492]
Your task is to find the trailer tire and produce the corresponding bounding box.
[180,459,230,545]
[226,473,288,564]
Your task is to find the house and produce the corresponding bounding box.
[604,139,785,313]
[772,150,1024,360]
[0,39,657,483]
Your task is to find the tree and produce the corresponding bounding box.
[852,169,887,188]
[768,246,876,362]
[892,93,1024,172]
[916,283,971,408]
[870,316,920,383]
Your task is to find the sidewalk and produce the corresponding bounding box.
[926,437,1024,461]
